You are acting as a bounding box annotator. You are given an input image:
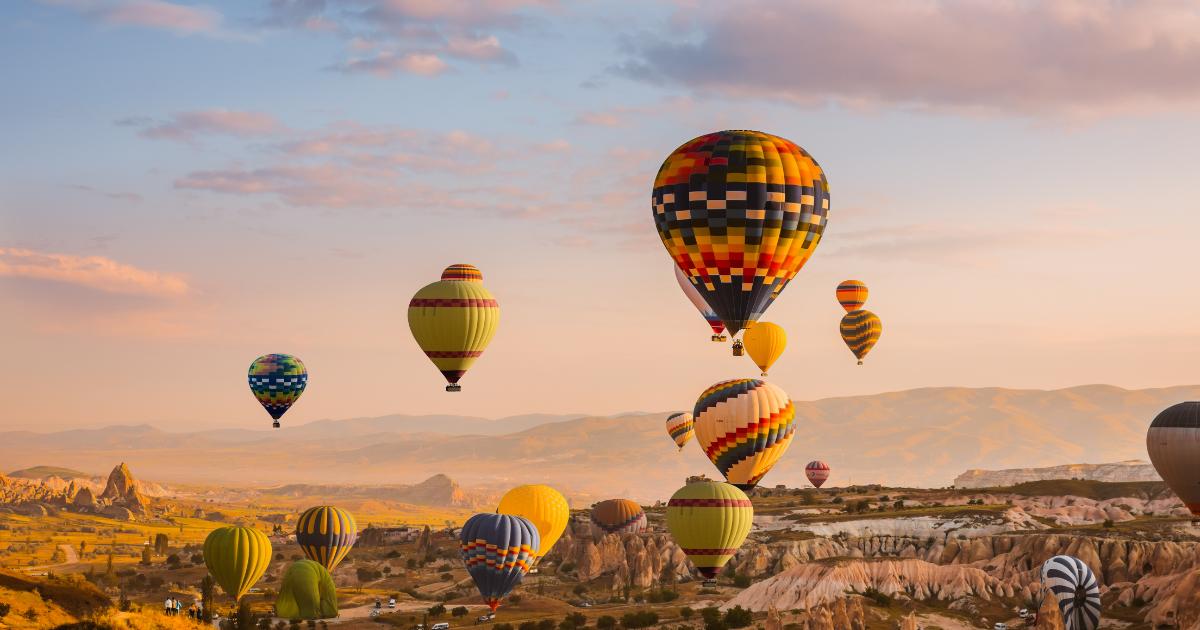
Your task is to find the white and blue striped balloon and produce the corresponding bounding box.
[1041,555,1101,630]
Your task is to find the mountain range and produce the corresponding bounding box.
[3,384,1194,502]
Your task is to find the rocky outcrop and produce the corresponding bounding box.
[98,463,149,514]
[71,487,96,510]
[955,460,1161,488]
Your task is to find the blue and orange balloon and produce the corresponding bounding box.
[248,354,307,428]
[460,513,538,613]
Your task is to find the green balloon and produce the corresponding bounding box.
[203,526,272,602]
[276,559,338,620]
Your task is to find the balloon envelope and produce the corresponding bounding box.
[665,412,695,450]
[1041,555,1100,630]
[296,506,357,571]
[693,378,796,491]
[840,309,882,364]
[460,513,538,612]
[276,560,338,620]
[1147,402,1200,516]
[408,264,500,390]
[674,265,725,339]
[743,322,786,376]
[836,280,868,312]
[204,526,271,602]
[653,130,831,335]
[497,485,569,562]
[805,461,830,488]
[590,499,647,536]
[666,481,753,579]
[248,354,307,425]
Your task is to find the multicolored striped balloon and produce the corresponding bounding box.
[408,264,500,392]
[1041,555,1101,630]
[836,280,868,312]
[590,499,647,536]
[665,412,695,450]
[248,354,307,428]
[805,460,831,488]
[840,309,882,365]
[674,265,726,341]
[653,130,831,337]
[693,379,796,491]
[460,513,538,612]
[666,481,752,580]
[295,506,357,571]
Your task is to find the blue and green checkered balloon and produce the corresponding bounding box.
[248,354,307,428]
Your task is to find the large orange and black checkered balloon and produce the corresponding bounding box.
[653,130,830,336]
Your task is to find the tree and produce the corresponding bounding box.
[0,602,10,619]
[451,607,469,618]
[201,575,216,617]
[680,607,694,620]
[723,606,752,629]
[537,620,555,630]
[79,540,87,557]
[154,533,169,555]
[236,600,257,630]
[564,612,587,628]
[428,604,446,617]
[167,554,182,569]
[701,607,726,630]
[519,622,538,630]
[105,549,115,575]
[573,584,588,596]
[732,573,751,588]
[140,547,153,565]
[596,616,616,630]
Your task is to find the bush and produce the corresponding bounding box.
[509,595,522,605]
[861,588,892,607]
[1103,519,1115,528]
[440,573,453,581]
[495,625,514,630]
[573,584,588,596]
[680,607,694,620]
[645,589,678,603]
[700,608,725,630]
[564,612,587,628]
[0,603,9,619]
[452,607,468,617]
[519,622,538,630]
[723,606,752,629]
[619,611,658,629]
[596,616,616,630]
[732,574,751,588]
[830,497,843,504]
[428,604,446,617]
[559,562,576,573]
[537,620,555,630]
[386,550,401,558]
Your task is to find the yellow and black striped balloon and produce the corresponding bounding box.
[840,309,882,365]
[295,506,357,571]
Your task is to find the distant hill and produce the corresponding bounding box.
[0,385,1194,502]
[955,460,1162,488]
[7,466,92,480]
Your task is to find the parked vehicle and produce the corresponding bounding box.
[389,598,397,609]
[432,623,450,630]
[993,624,1007,630]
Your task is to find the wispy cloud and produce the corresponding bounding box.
[616,0,1200,119]
[0,248,189,297]
[130,109,283,142]
[573,97,693,127]
[43,0,225,36]
[331,51,449,77]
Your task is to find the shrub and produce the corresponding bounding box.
[495,625,514,630]
[1103,519,1115,528]
[830,497,843,504]
[620,611,658,629]
[700,608,725,630]
[0,603,9,619]
[680,607,694,620]
[573,584,588,596]
[509,595,522,605]
[596,616,616,630]
[732,573,751,588]
[564,612,587,627]
[861,588,892,607]
[519,622,538,630]
[440,573,453,581]
[452,607,468,617]
[537,620,555,630]
[428,604,446,617]
[559,562,576,573]
[723,606,751,629]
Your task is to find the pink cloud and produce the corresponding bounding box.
[445,34,515,64]
[334,52,449,77]
[573,97,694,127]
[0,248,189,297]
[617,0,1200,117]
[45,0,222,35]
[139,110,282,142]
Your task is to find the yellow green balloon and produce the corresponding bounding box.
[666,481,753,580]
[276,560,338,620]
[203,526,271,602]
[743,322,786,376]
[497,484,569,563]
[408,264,500,392]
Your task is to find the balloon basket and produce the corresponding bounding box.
[272,420,280,429]
[712,335,727,342]
[446,384,462,392]
[702,579,717,588]
[760,372,768,377]
[732,343,744,357]
[857,360,863,366]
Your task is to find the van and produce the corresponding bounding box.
[432,623,450,630]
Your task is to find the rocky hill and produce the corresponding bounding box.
[260,473,476,507]
[955,459,1162,488]
[0,462,152,519]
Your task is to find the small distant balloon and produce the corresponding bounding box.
[836,280,868,312]
[840,309,882,365]
[665,412,695,450]
[805,461,830,488]
[248,354,307,429]
[743,322,786,376]
[590,499,647,536]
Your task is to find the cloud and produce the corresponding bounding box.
[535,139,571,152]
[44,0,223,36]
[332,51,449,77]
[573,97,694,127]
[0,248,189,297]
[135,110,282,142]
[616,0,1200,118]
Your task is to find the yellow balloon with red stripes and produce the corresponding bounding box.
[408,264,500,392]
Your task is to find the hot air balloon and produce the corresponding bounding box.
[836,280,868,312]
[665,481,752,583]
[1147,402,1200,517]
[805,461,831,488]
[295,506,357,571]
[1041,555,1101,630]
[408,264,500,392]
[675,266,726,342]
[497,485,569,566]
[248,354,307,428]
[665,412,695,450]
[460,513,538,613]
[693,379,796,491]
[652,130,831,347]
[743,322,786,376]
[590,499,647,536]
[276,560,338,620]
[840,309,882,365]
[203,526,271,603]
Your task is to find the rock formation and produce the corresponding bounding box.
[955,460,1161,488]
[0,462,152,518]
[98,463,149,514]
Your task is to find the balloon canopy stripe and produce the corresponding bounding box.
[666,499,753,507]
[694,378,761,416]
[425,350,484,359]
[409,298,500,308]
[441,264,484,282]
[678,548,741,555]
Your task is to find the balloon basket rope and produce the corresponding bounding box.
[446,384,462,392]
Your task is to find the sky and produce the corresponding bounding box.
[3,0,1200,432]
